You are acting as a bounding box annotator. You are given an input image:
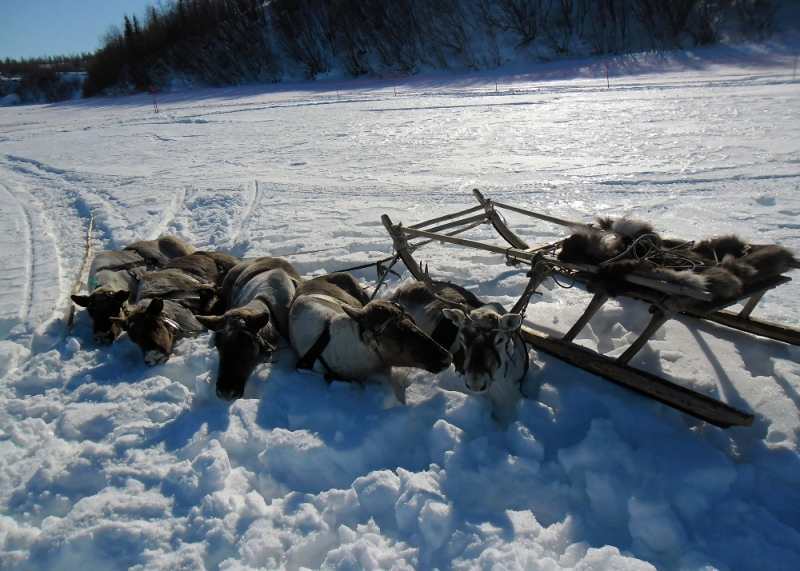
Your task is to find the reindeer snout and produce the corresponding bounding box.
[466,374,491,394]
[94,331,114,346]
[216,385,243,401]
[144,349,168,366]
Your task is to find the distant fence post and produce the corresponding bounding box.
[605,61,610,89]
[150,87,159,113]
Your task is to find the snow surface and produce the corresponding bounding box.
[1,45,800,570]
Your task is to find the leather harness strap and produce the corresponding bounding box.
[296,318,333,375]
[295,294,354,378]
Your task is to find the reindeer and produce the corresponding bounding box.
[114,251,239,365]
[391,272,529,400]
[70,235,196,345]
[196,257,302,400]
[288,272,452,401]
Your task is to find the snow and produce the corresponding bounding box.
[1,44,800,570]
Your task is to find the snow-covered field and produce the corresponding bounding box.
[1,44,800,570]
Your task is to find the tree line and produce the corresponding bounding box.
[0,54,94,104]
[3,0,785,101]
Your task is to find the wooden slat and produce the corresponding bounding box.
[484,198,586,229]
[428,213,489,233]
[473,189,530,249]
[563,292,609,342]
[520,326,755,428]
[409,204,485,229]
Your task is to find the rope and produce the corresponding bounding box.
[599,233,704,271]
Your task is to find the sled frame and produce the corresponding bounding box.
[381,189,799,428]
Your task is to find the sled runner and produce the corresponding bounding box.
[381,189,800,428]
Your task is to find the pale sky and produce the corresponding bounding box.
[1,0,158,60]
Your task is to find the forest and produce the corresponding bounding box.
[0,0,784,101]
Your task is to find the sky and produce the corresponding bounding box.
[0,0,158,60]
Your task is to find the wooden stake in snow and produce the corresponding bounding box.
[66,213,95,335]
[605,61,610,89]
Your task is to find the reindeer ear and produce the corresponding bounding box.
[246,311,271,331]
[110,316,128,331]
[195,315,222,331]
[112,289,130,302]
[71,294,91,307]
[146,298,164,315]
[341,304,365,322]
[499,313,523,331]
[442,308,467,328]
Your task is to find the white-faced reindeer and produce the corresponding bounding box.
[113,251,238,365]
[391,272,529,399]
[196,257,302,400]
[71,236,197,345]
[288,272,452,401]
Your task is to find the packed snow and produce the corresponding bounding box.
[1,43,800,570]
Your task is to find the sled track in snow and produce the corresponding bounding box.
[231,179,262,244]
[144,185,188,241]
[0,184,33,328]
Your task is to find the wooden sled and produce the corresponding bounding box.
[381,189,800,429]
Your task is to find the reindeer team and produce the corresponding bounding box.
[73,219,798,407]
[72,236,529,405]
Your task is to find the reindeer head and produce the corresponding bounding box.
[113,298,178,366]
[197,309,275,400]
[441,306,523,393]
[71,287,130,345]
[342,300,452,373]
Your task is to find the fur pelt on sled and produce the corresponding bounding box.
[560,219,797,300]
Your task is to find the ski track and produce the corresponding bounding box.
[233,179,262,243]
[0,184,33,336]
[144,184,188,241]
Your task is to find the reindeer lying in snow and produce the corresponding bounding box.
[113,251,240,365]
[289,272,452,401]
[71,235,196,345]
[391,276,530,409]
[196,257,302,400]
[558,216,798,299]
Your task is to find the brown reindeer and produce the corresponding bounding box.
[289,273,451,401]
[71,236,196,345]
[113,251,240,365]
[196,257,303,400]
[392,275,529,396]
